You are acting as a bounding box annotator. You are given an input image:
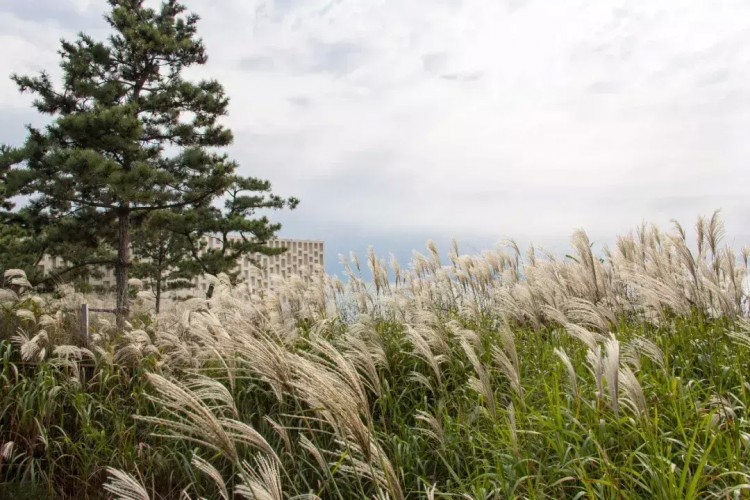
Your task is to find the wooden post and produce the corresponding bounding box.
[79,303,89,346]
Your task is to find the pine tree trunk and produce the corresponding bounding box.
[155,275,162,314]
[115,209,131,328]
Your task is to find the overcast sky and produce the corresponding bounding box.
[1,0,748,273]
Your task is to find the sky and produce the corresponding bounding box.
[1,0,749,274]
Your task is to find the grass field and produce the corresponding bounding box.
[1,214,749,499]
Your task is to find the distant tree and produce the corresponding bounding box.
[0,148,45,282]
[177,178,298,284]
[0,205,112,290]
[1,0,297,324]
[0,224,44,285]
[130,212,195,313]
[0,145,20,213]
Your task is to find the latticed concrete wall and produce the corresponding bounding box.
[38,237,325,294]
[191,237,325,295]
[39,255,123,288]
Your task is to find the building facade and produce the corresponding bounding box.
[38,237,325,295]
[191,237,325,295]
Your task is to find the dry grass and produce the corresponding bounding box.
[1,211,749,498]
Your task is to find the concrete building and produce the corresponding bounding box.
[38,237,325,295]
[191,236,325,295]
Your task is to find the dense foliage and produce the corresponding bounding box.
[1,215,749,499]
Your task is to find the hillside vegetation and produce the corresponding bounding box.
[1,214,750,499]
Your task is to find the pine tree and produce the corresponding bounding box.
[177,177,299,283]
[1,0,296,323]
[130,211,195,313]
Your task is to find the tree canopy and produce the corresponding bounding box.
[0,0,298,321]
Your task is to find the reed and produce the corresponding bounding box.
[1,212,749,498]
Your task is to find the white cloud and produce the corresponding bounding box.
[2,0,750,256]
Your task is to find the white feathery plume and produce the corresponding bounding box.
[564,297,617,333]
[390,253,402,288]
[706,210,725,261]
[191,454,229,500]
[460,338,496,417]
[619,366,648,419]
[553,347,578,397]
[570,229,601,301]
[236,456,283,500]
[334,440,404,500]
[408,371,435,392]
[527,244,537,267]
[542,306,569,326]
[735,262,750,315]
[94,345,115,366]
[304,334,370,416]
[498,321,520,379]
[414,410,444,446]
[4,269,31,289]
[446,320,481,350]
[742,246,750,270]
[630,336,665,370]
[231,329,294,402]
[138,373,277,464]
[621,341,641,371]
[586,346,604,402]
[427,239,440,266]
[15,309,36,324]
[265,416,292,457]
[565,323,606,351]
[350,251,361,272]
[290,353,372,458]
[367,246,389,295]
[38,314,58,329]
[12,329,48,362]
[491,345,522,397]
[0,288,18,304]
[181,376,238,413]
[115,345,145,366]
[604,335,620,417]
[103,468,151,500]
[404,325,443,389]
[728,329,750,349]
[1,441,14,460]
[50,345,92,375]
[298,435,328,472]
[219,419,280,465]
[343,334,384,398]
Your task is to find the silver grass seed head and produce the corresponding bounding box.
[553,347,578,397]
[1,441,14,460]
[103,468,150,500]
[191,454,229,500]
[604,335,620,416]
[619,366,648,419]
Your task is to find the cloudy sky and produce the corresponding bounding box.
[1,0,748,273]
